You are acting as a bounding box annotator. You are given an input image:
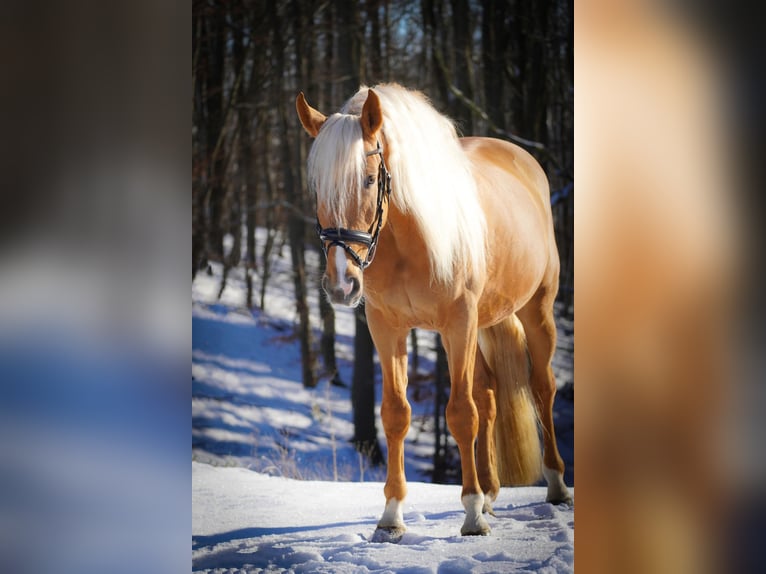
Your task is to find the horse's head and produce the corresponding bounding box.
[296,89,391,307]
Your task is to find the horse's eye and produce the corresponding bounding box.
[365,175,376,188]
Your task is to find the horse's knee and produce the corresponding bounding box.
[446,395,479,441]
[381,396,411,439]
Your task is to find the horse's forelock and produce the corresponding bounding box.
[308,113,366,226]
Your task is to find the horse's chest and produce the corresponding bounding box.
[364,270,448,329]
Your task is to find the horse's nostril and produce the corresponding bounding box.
[348,276,360,296]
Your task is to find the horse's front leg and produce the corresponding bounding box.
[366,305,411,543]
[442,306,490,536]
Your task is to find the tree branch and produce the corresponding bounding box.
[431,45,573,181]
[431,47,545,150]
[254,199,316,225]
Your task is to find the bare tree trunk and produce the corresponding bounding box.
[270,0,317,388]
[353,305,383,465]
[481,0,508,131]
[511,0,549,145]
[259,227,277,311]
[409,329,420,378]
[422,0,450,105]
[319,292,342,385]
[337,0,363,95]
[383,0,391,81]
[259,111,277,312]
[322,2,334,109]
[366,0,383,84]
[449,0,475,133]
[243,111,258,308]
[203,7,226,264]
[217,179,241,300]
[432,334,450,482]
[217,4,248,300]
[241,5,267,308]
[288,161,315,379]
[192,7,206,279]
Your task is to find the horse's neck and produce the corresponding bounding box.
[366,204,432,290]
[381,205,424,262]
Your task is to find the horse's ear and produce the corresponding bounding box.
[296,92,326,138]
[361,89,383,139]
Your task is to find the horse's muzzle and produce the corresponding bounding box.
[322,274,362,307]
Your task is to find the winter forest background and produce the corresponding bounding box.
[1,0,760,571]
[192,0,573,481]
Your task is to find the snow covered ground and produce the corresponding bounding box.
[192,230,574,572]
[193,462,573,573]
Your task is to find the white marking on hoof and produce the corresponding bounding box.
[373,498,406,543]
[461,493,491,536]
[543,465,572,505]
[377,498,405,530]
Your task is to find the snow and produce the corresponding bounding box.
[192,462,573,573]
[192,228,574,572]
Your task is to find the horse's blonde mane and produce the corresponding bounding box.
[309,83,486,283]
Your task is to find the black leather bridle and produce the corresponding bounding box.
[315,142,392,270]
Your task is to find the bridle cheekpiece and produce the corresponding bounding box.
[316,141,392,270]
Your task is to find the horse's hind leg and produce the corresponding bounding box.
[442,308,491,535]
[473,345,500,514]
[519,288,572,505]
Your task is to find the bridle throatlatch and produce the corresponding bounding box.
[316,142,392,270]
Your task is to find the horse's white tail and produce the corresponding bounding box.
[478,315,542,485]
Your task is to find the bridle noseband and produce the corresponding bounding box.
[316,142,392,270]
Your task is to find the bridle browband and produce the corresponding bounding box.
[315,141,392,270]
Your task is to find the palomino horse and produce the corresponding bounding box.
[296,84,571,541]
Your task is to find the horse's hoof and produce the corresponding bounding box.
[461,516,491,536]
[547,494,573,507]
[371,525,406,543]
[461,525,491,536]
[482,501,496,517]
